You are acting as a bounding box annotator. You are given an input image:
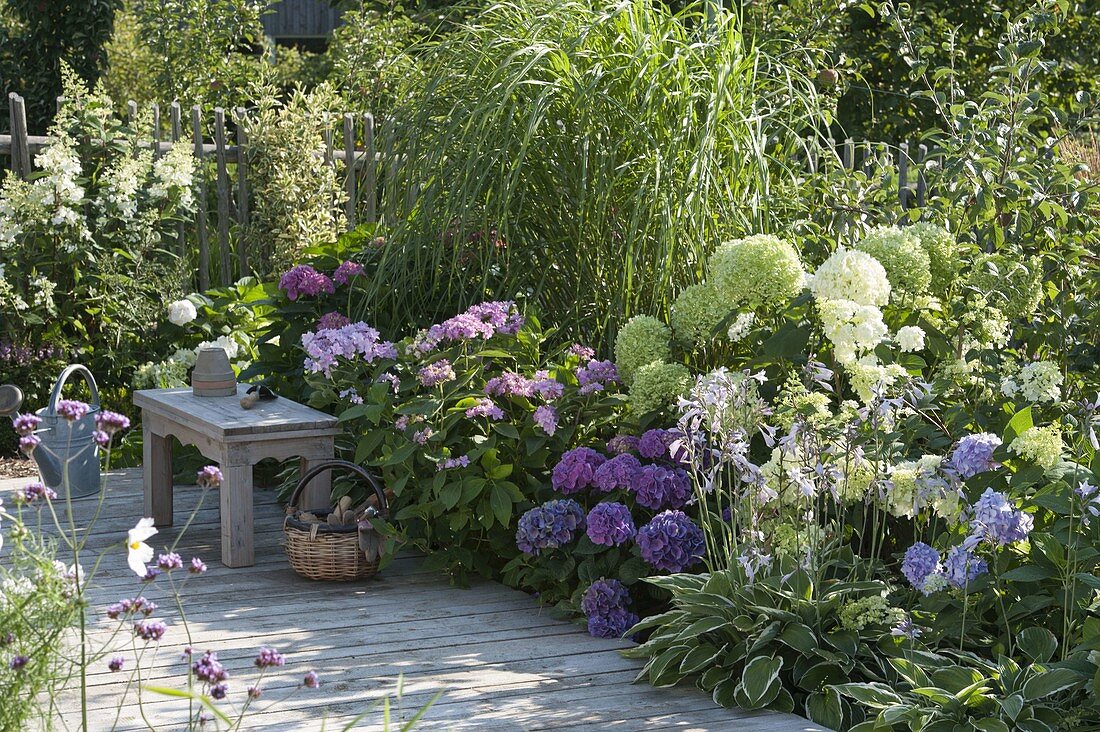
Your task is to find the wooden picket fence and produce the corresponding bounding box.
[0,93,398,291]
[1,92,931,289]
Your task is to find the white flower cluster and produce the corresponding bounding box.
[150,144,196,209]
[100,151,151,221]
[726,312,756,342]
[816,299,888,365]
[1001,360,1063,404]
[167,298,198,326]
[807,248,891,307]
[896,325,925,353]
[197,334,241,360]
[30,275,57,314]
[33,137,88,235]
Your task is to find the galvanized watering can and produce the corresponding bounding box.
[33,364,102,499]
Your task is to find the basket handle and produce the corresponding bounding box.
[288,459,388,519]
[48,364,101,413]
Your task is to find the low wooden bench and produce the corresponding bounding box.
[133,386,340,567]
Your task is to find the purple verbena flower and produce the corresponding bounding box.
[332,261,365,286]
[279,265,335,300]
[193,651,228,684]
[189,557,207,574]
[585,502,636,546]
[631,464,692,510]
[950,433,1002,479]
[142,567,162,583]
[304,671,320,688]
[210,682,228,700]
[95,410,130,435]
[19,435,40,455]
[197,466,223,489]
[19,482,56,504]
[157,553,183,571]
[134,620,167,642]
[56,400,89,422]
[551,447,607,494]
[593,453,641,493]
[254,647,285,669]
[636,511,705,573]
[92,430,110,447]
[9,655,28,671]
[108,656,124,672]
[12,413,41,436]
[515,499,585,555]
[248,685,262,699]
[533,405,558,436]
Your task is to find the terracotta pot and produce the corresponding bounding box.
[192,347,237,397]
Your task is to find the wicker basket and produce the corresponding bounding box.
[283,460,389,582]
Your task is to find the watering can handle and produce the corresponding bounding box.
[48,365,101,412]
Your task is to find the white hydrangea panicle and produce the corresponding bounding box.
[808,247,891,307]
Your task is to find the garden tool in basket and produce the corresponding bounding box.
[32,365,103,499]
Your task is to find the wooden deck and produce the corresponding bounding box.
[1,469,823,731]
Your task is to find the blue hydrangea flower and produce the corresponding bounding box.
[593,453,642,493]
[638,429,674,460]
[950,433,1002,479]
[515,499,585,555]
[901,542,940,593]
[586,502,636,546]
[581,579,638,639]
[637,510,705,573]
[632,464,692,510]
[551,448,607,494]
[969,488,1033,546]
[941,545,987,589]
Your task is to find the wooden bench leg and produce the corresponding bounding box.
[299,454,333,510]
[220,464,254,568]
[142,424,173,527]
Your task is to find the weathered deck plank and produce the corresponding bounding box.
[0,469,823,731]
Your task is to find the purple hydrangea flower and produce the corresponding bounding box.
[189,557,207,574]
[901,542,940,593]
[56,400,89,422]
[585,502,636,546]
[157,553,183,571]
[255,647,285,669]
[531,371,564,400]
[279,265,335,300]
[197,466,223,489]
[466,398,505,420]
[332,261,365,286]
[302,322,397,376]
[577,360,620,395]
[942,545,988,589]
[606,435,640,455]
[418,359,456,387]
[582,579,638,639]
[567,344,595,360]
[593,453,642,493]
[551,448,607,494]
[638,429,675,460]
[412,301,524,353]
[304,670,320,688]
[12,413,41,436]
[950,433,1002,479]
[515,499,585,555]
[193,651,228,684]
[484,371,535,398]
[632,464,692,510]
[108,656,124,672]
[95,410,131,435]
[969,488,1033,546]
[636,511,705,573]
[533,405,558,436]
[316,311,351,331]
[134,620,167,642]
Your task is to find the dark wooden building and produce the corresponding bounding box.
[261,0,343,42]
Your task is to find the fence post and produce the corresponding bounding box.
[170,102,186,257]
[152,103,162,159]
[898,143,910,210]
[842,138,854,170]
[235,107,250,275]
[363,113,376,224]
[343,113,356,229]
[916,144,928,208]
[8,94,30,178]
[192,106,211,291]
[213,107,232,286]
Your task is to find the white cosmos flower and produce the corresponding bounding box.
[127,518,157,576]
